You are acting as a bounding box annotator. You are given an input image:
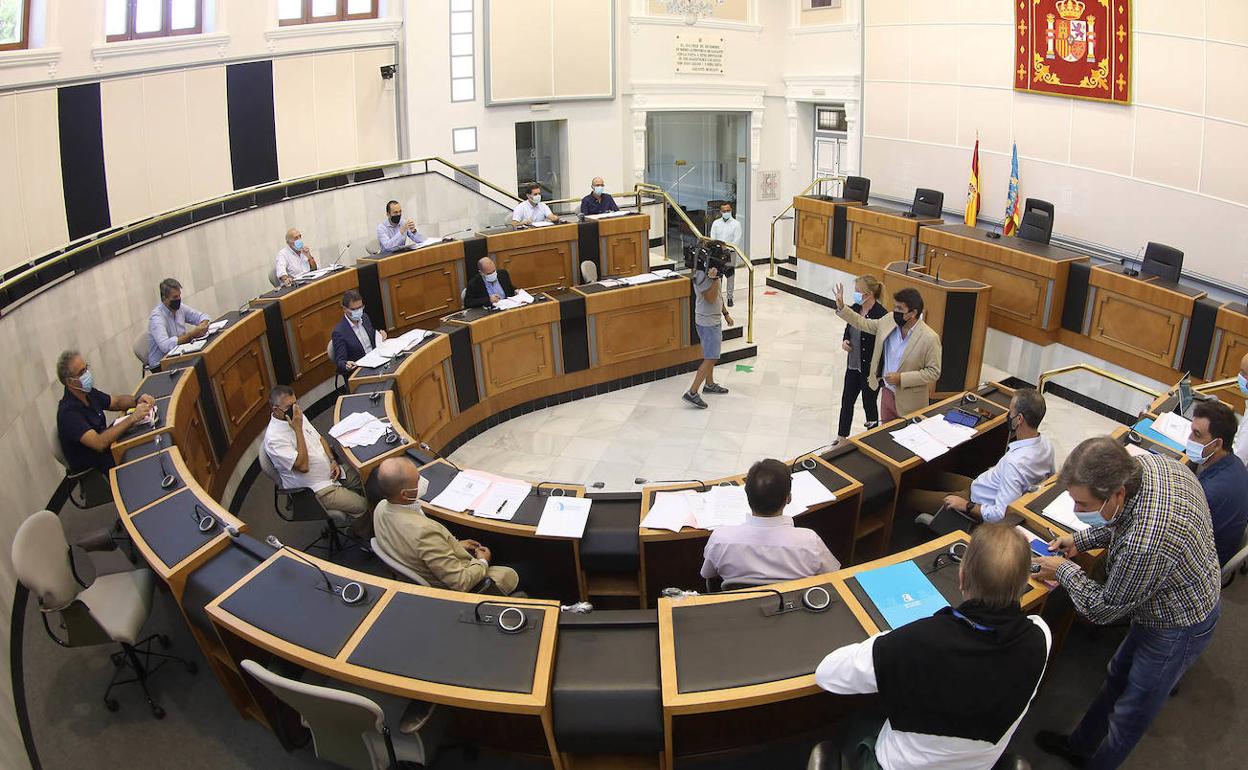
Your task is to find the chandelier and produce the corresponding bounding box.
[664,0,724,25]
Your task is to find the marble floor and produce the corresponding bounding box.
[448,288,1125,491]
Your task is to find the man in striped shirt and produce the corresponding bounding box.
[1032,437,1221,769]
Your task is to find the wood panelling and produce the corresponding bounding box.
[479,326,555,398]
[927,250,1048,327]
[603,231,645,277]
[388,262,460,328]
[797,210,829,253]
[496,241,573,293]
[405,365,453,443]
[217,341,271,441]
[596,302,681,366]
[1211,305,1248,381]
[291,299,345,377]
[1085,267,1201,369]
[852,226,910,272]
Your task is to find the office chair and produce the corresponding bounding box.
[911,188,944,218]
[915,504,976,536]
[1221,531,1248,587]
[13,510,197,718]
[370,538,504,595]
[580,260,599,284]
[806,740,1031,770]
[257,448,364,559]
[241,659,446,770]
[460,288,467,306]
[843,176,870,204]
[268,267,281,288]
[131,332,155,376]
[1016,199,1055,245]
[364,239,382,256]
[327,338,345,392]
[50,427,114,510]
[1139,242,1184,283]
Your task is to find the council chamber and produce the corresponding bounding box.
[3,2,1247,770]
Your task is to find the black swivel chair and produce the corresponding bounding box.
[843,176,871,204]
[911,188,944,219]
[1139,242,1184,283]
[1016,199,1055,245]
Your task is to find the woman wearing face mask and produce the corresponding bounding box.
[835,275,888,443]
[1032,436,1222,770]
[511,182,560,226]
[331,289,387,374]
[1233,351,1248,466]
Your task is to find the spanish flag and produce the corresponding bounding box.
[964,136,981,227]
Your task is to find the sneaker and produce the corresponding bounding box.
[702,383,729,395]
[727,297,734,307]
[682,391,709,409]
[864,421,880,430]
[1034,731,1085,768]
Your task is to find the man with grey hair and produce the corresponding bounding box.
[262,385,370,536]
[275,227,317,285]
[1032,436,1221,769]
[908,388,1055,534]
[580,176,619,215]
[56,350,154,473]
[146,278,211,367]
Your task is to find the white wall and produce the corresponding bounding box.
[861,0,1248,290]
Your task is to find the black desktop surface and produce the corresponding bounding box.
[129,487,222,569]
[136,368,186,400]
[115,450,185,511]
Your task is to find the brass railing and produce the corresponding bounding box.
[768,176,845,277]
[1037,364,1161,401]
[634,181,755,344]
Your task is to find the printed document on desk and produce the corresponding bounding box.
[916,417,977,447]
[890,423,949,461]
[354,349,392,369]
[640,491,701,532]
[784,470,837,516]
[587,211,628,220]
[430,472,494,513]
[1041,490,1090,532]
[696,486,750,529]
[471,480,532,521]
[169,339,207,356]
[536,497,592,538]
[855,560,949,630]
[1151,412,1193,450]
[495,289,536,311]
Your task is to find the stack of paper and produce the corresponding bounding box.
[620,272,664,286]
[1041,490,1090,532]
[587,211,628,220]
[207,319,230,334]
[890,423,951,461]
[651,269,676,278]
[472,479,532,521]
[429,472,494,512]
[640,491,703,532]
[1152,412,1193,449]
[529,220,555,228]
[535,497,593,538]
[354,349,392,369]
[495,289,536,311]
[695,486,751,530]
[328,412,387,448]
[784,470,838,516]
[169,339,207,356]
[917,416,977,447]
[391,328,431,350]
[296,264,346,281]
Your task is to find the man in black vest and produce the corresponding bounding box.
[815,524,1050,770]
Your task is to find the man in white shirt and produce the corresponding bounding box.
[377,200,426,252]
[1234,352,1248,467]
[816,524,1050,770]
[262,385,371,537]
[700,458,840,586]
[146,277,211,367]
[275,228,317,286]
[708,202,743,307]
[511,182,559,226]
[908,388,1056,535]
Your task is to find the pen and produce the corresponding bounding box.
[494,499,507,516]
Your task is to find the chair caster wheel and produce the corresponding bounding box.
[105,699,120,712]
[151,705,166,719]
[158,635,171,649]
[185,661,199,674]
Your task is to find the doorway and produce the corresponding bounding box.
[515,120,569,201]
[645,111,750,260]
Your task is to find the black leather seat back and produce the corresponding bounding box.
[844,176,870,203]
[1140,242,1183,282]
[911,188,944,218]
[1016,198,1054,244]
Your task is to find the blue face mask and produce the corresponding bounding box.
[721,212,732,221]
[850,291,864,305]
[1239,373,1248,397]
[1185,437,1215,465]
[593,185,605,195]
[348,308,364,323]
[293,239,304,251]
[75,369,94,392]
[1076,497,1115,528]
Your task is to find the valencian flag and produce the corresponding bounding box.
[1003,143,1021,236]
[964,136,981,227]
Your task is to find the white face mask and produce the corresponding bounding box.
[1185,437,1216,465]
[482,271,497,282]
[400,476,430,505]
[530,193,541,204]
[721,211,732,221]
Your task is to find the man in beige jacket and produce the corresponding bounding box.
[833,283,941,421]
[373,456,520,594]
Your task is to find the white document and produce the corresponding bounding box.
[890,423,950,461]
[430,471,495,513]
[621,272,664,286]
[169,339,207,356]
[529,220,555,228]
[496,289,536,311]
[1152,412,1193,448]
[641,491,701,533]
[784,470,838,516]
[413,236,450,249]
[392,328,430,349]
[650,269,676,279]
[472,480,532,521]
[696,486,751,530]
[354,350,391,369]
[917,417,977,447]
[535,497,593,538]
[1041,490,1091,532]
[587,211,628,220]
[1125,443,1150,458]
[328,412,387,447]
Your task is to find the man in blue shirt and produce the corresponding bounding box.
[377,200,427,252]
[55,349,154,473]
[146,277,211,367]
[1187,399,1248,566]
[580,177,619,215]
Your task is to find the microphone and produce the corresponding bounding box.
[793,442,836,471]
[440,226,475,241]
[264,535,366,605]
[156,441,177,491]
[634,477,708,491]
[933,264,942,285]
[664,585,835,615]
[469,599,543,634]
[531,482,569,498]
[331,242,350,269]
[418,441,461,472]
[191,502,241,537]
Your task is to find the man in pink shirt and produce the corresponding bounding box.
[700,458,841,587]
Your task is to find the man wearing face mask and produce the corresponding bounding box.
[372,456,520,594]
[146,277,211,367]
[463,257,517,309]
[907,389,1055,535]
[1233,352,1248,466]
[276,228,318,285]
[580,177,619,215]
[331,290,387,374]
[1186,400,1248,567]
[377,200,427,252]
[1032,436,1220,770]
[55,350,154,474]
[511,182,559,226]
[262,385,371,537]
[832,284,941,421]
[708,202,743,307]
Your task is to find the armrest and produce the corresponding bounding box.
[472,577,505,596]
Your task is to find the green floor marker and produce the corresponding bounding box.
[735,364,754,373]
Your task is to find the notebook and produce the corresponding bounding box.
[854,560,950,630]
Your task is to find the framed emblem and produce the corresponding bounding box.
[1015,0,1132,105]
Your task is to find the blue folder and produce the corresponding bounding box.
[1130,418,1186,454]
[855,560,949,630]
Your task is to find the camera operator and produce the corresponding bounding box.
[683,252,734,409]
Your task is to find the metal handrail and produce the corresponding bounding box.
[1194,377,1240,395]
[1,155,520,294]
[633,182,754,344]
[1037,364,1161,400]
[768,176,845,276]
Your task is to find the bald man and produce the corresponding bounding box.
[463,257,517,309]
[1232,352,1248,468]
[275,227,317,286]
[580,177,619,216]
[372,457,519,594]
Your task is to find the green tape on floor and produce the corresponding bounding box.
[735,364,754,372]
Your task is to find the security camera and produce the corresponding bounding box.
[380,64,397,80]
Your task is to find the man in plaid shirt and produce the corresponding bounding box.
[1032,437,1221,769]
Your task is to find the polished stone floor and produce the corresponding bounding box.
[448,287,1124,490]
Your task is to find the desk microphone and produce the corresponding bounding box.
[933,265,943,285]
[531,482,569,498]
[155,441,178,490]
[418,441,461,472]
[191,503,240,537]
[661,585,833,615]
[634,477,708,491]
[264,535,366,605]
[468,599,548,634]
[440,227,475,241]
[792,442,836,471]
[330,242,350,269]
